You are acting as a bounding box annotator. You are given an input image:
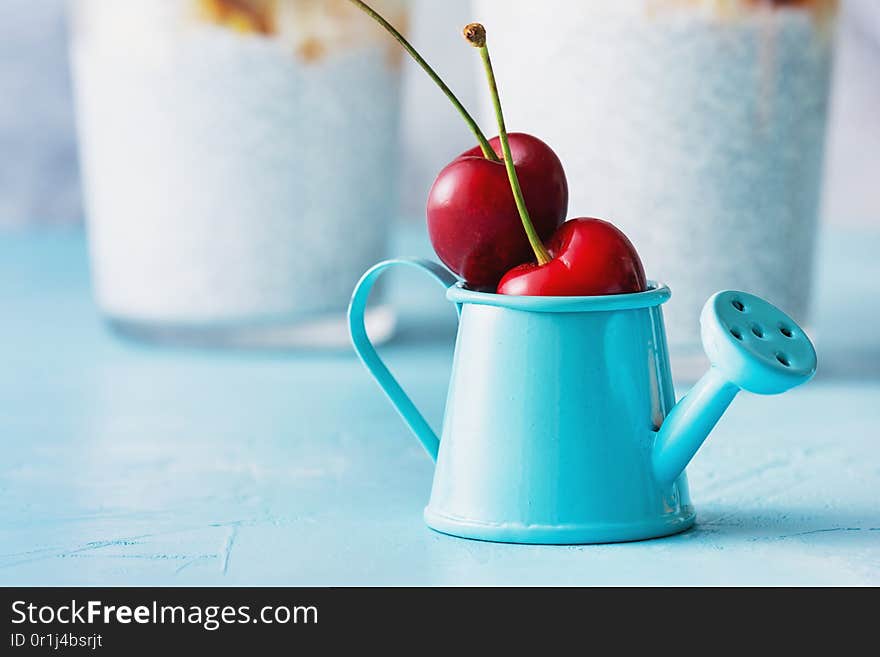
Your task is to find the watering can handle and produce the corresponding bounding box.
[348,258,460,462]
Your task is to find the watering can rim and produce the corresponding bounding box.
[446,279,671,312]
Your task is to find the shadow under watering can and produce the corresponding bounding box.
[349,259,817,544]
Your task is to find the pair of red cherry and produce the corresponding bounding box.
[428,133,646,295]
[348,3,645,297]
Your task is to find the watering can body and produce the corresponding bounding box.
[426,282,694,543]
[349,259,815,544]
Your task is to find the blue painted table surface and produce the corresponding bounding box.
[1,225,878,586]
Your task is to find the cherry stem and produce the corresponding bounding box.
[464,24,551,265]
[348,0,498,161]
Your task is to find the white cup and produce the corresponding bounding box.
[473,0,837,374]
[70,0,408,347]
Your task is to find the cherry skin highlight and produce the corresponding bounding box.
[496,218,647,297]
[427,133,567,290]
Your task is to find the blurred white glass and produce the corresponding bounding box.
[474,0,838,375]
[70,0,406,347]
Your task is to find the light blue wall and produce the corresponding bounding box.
[0,0,877,230]
[0,0,81,228]
[821,0,880,227]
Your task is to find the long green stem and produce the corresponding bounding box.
[348,0,498,161]
[465,24,551,265]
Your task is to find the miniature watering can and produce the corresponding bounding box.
[349,259,817,544]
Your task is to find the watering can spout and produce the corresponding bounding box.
[652,291,817,486]
[652,368,739,485]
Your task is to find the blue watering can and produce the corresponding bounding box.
[349,259,817,544]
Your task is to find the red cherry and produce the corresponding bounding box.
[496,218,647,296]
[427,133,568,290]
